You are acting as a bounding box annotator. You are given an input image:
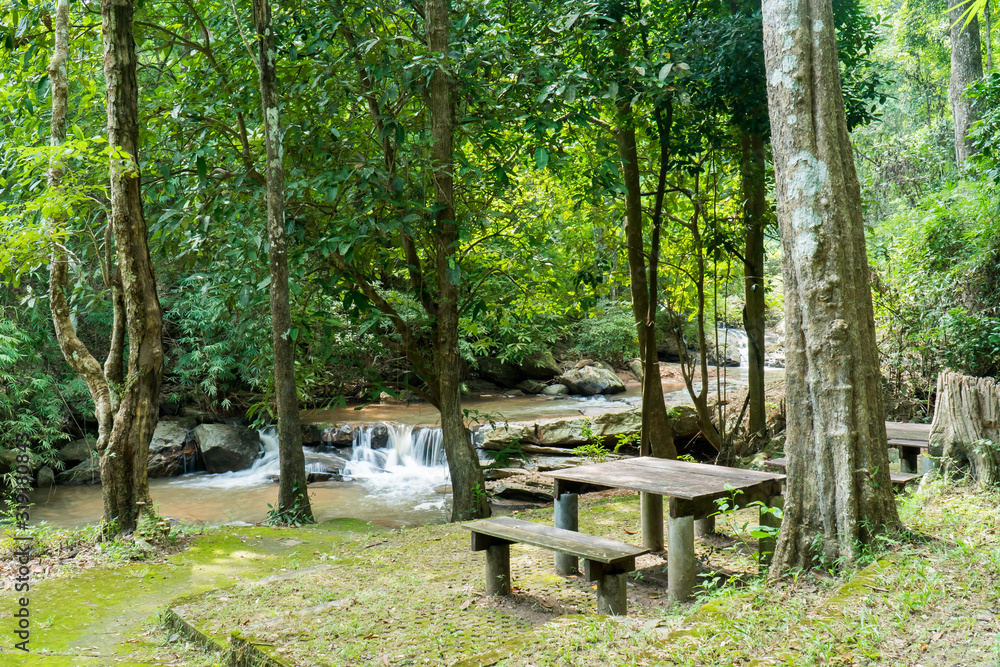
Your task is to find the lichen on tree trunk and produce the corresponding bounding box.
[762,0,900,572]
[929,370,1000,486]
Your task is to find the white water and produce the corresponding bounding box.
[342,425,450,509]
[717,327,750,367]
[171,429,277,489]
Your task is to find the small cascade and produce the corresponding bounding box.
[174,429,278,488]
[342,424,450,503]
[716,327,750,367]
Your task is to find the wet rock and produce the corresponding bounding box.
[58,437,98,466]
[306,472,341,483]
[194,424,262,473]
[482,467,526,480]
[305,450,348,473]
[519,350,561,380]
[516,379,547,395]
[629,359,643,381]
[541,384,568,396]
[574,359,595,369]
[595,360,616,373]
[534,457,583,472]
[367,424,389,449]
[57,458,101,485]
[321,423,355,448]
[656,335,683,362]
[301,424,324,446]
[476,357,525,388]
[36,466,55,488]
[147,422,197,478]
[434,483,453,494]
[555,366,626,396]
[705,339,741,367]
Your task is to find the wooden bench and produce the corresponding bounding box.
[887,438,928,473]
[764,458,920,489]
[464,516,648,615]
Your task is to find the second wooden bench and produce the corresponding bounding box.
[464,516,648,615]
[764,457,920,489]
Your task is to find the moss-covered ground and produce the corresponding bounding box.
[3,479,1000,665]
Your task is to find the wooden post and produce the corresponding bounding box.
[596,572,627,615]
[554,492,579,575]
[640,492,664,550]
[900,446,919,474]
[667,514,695,602]
[695,516,716,538]
[758,494,784,568]
[485,543,511,596]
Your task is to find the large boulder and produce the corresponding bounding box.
[193,424,262,473]
[57,458,101,485]
[519,350,561,380]
[481,406,701,450]
[656,335,683,362]
[476,357,525,388]
[541,384,568,396]
[516,379,547,395]
[554,366,626,396]
[58,437,98,466]
[320,423,355,448]
[147,422,198,478]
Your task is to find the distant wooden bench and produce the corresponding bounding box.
[764,458,920,489]
[464,516,648,615]
[887,438,929,473]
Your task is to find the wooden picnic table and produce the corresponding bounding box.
[544,457,785,602]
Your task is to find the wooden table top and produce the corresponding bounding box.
[885,422,931,441]
[544,457,785,502]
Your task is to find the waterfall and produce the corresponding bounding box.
[717,327,750,367]
[174,428,276,488]
[342,424,450,501]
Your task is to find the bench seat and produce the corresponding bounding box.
[764,457,920,489]
[464,516,647,615]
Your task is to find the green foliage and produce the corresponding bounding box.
[572,300,638,365]
[265,483,315,526]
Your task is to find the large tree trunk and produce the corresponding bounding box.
[740,130,769,447]
[253,0,313,523]
[762,0,900,572]
[949,5,984,165]
[614,92,676,460]
[101,0,164,532]
[929,370,1000,485]
[426,0,489,521]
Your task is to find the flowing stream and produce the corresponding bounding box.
[27,340,780,529]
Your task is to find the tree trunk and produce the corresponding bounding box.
[762,0,900,572]
[987,1,994,71]
[48,0,118,468]
[101,0,164,533]
[426,0,489,521]
[614,95,676,460]
[949,5,984,165]
[253,0,313,523]
[740,130,768,447]
[929,370,1000,485]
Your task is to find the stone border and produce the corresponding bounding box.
[163,606,294,667]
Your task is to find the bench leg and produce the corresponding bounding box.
[919,454,934,474]
[758,494,783,569]
[667,514,695,602]
[640,492,664,551]
[900,446,919,474]
[695,516,716,538]
[485,543,511,596]
[554,492,579,575]
[596,571,627,616]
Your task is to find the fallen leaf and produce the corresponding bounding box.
[459,600,472,610]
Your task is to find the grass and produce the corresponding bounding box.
[2,478,999,665]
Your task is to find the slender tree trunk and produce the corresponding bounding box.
[762,0,900,572]
[615,108,676,459]
[740,130,768,446]
[426,0,489,521]
[949,5,984,164]
[101,0,164,532]
[48,0,118,464]
[987,1,994,71]
[253,0,313,523]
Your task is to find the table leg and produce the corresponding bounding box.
[758,494,784,569]
[640,492,664,550]
[667,514,695,602]
[485,543,511,596]
[695,516,716,538]
[554,492,579,575]
[596,572,627,615]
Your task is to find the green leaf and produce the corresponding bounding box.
[658,63,673,80]
[288,327,298,341]
[196,155,207,180]
[534,147,549,169]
